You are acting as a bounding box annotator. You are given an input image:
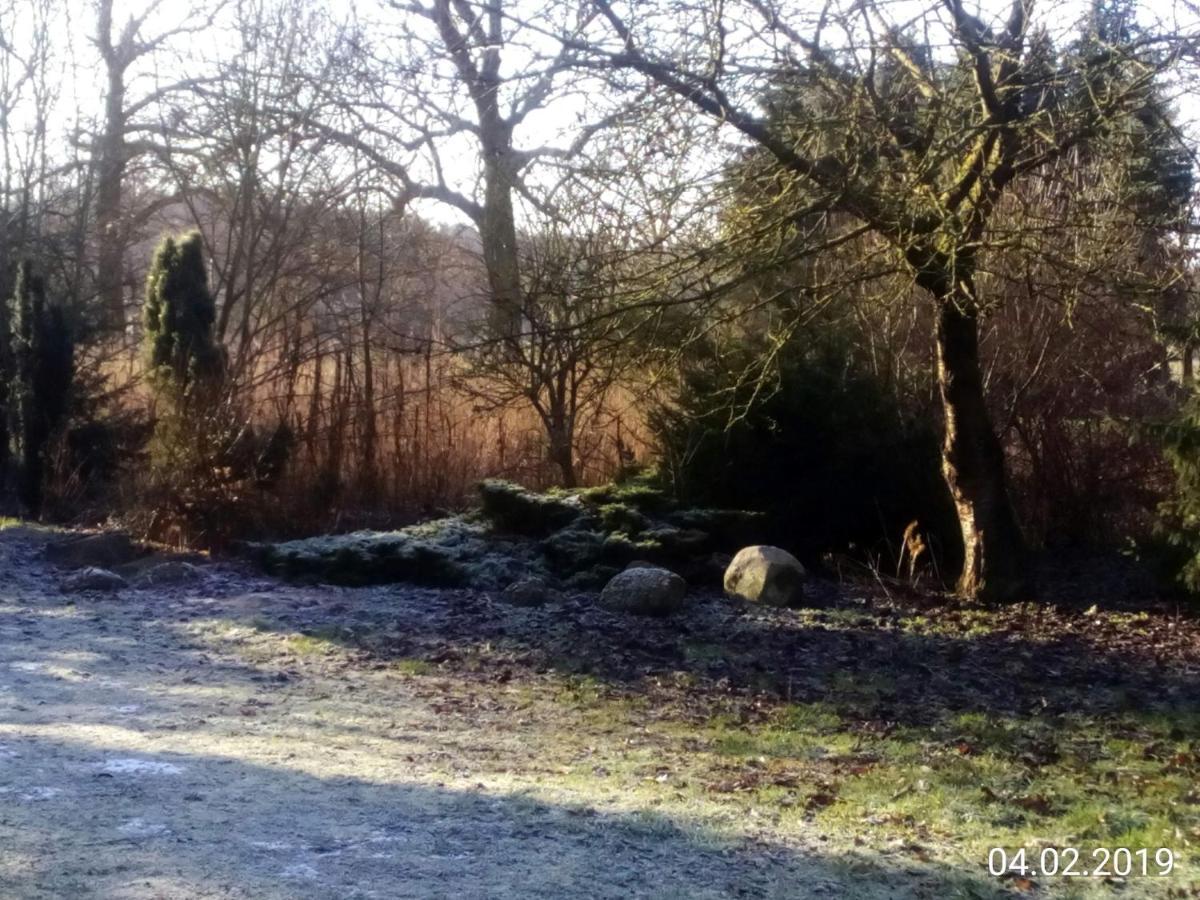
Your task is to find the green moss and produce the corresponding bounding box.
[287,631,341,655]
[478,479,581,536]
[393,657,434,676]
[641,525,709,558]
[576,477,673,514]
[597,503,649,534]
[665,508,764,547]
[541,521,608,570]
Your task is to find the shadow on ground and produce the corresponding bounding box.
[234,575,1200,734]
[0,679,1005,899]
[3,528,1193,897]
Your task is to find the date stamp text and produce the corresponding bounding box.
[988,847,1177,878]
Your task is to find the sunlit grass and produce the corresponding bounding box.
[393,657,433,676]
[286,629,342,656]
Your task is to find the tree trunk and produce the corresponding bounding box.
[930,277,1027,602]
[95,63,126,333]
[480,142,523,340]
[546,408,576,488]
[551,442,576,488]
[96,0,128,335]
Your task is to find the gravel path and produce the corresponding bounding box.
[0,527,899,900]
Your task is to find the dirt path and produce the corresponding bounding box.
[0,527,989,899]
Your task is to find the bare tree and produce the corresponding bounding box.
[92,0,222,330]
[459,214,655,487]
[295,0,628,338]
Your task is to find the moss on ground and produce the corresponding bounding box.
[478,479,582,536]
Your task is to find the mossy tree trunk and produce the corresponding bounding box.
[920,266,1026,601]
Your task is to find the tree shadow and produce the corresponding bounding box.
[229,577,1200,733]
[0,730,1009,899]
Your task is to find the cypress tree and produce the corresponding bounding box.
[143,231,224,404]
[9,261,74,516]
[142,231,232,538]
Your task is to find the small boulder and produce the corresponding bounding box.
[723,545,806,607]
[62,567,127,593]
[501,576,554,607]
[46,532,139,569]
[599,566,687,616]
[133,561,204,588]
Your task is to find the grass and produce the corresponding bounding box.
[265,604,1200,893]
[393,657,434,676]
[598,698,1200,896]
[821,709,1199,892]
[516,696,1196,896]
[286,627,345,656]
[186,560,1200,897]
[476,622,1200,897]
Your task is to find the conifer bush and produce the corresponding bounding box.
[652,332,954,569]
[1152,397,1200,593]
[7,262,74,517]
[143,231,225,402]
[139,232,293,544]
[142,233,239,542]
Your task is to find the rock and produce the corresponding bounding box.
[723,545,807,607]
[599,566,687,616]
[62,567,127,593]
[624,559,657,570]
[45,531,139,569]
[501,576,554,607]
[133,561,203,588]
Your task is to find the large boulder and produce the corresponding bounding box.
[45,532,139,569]
[599,566,687,616]
[723,545,807,607]
[62,567,127,593]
